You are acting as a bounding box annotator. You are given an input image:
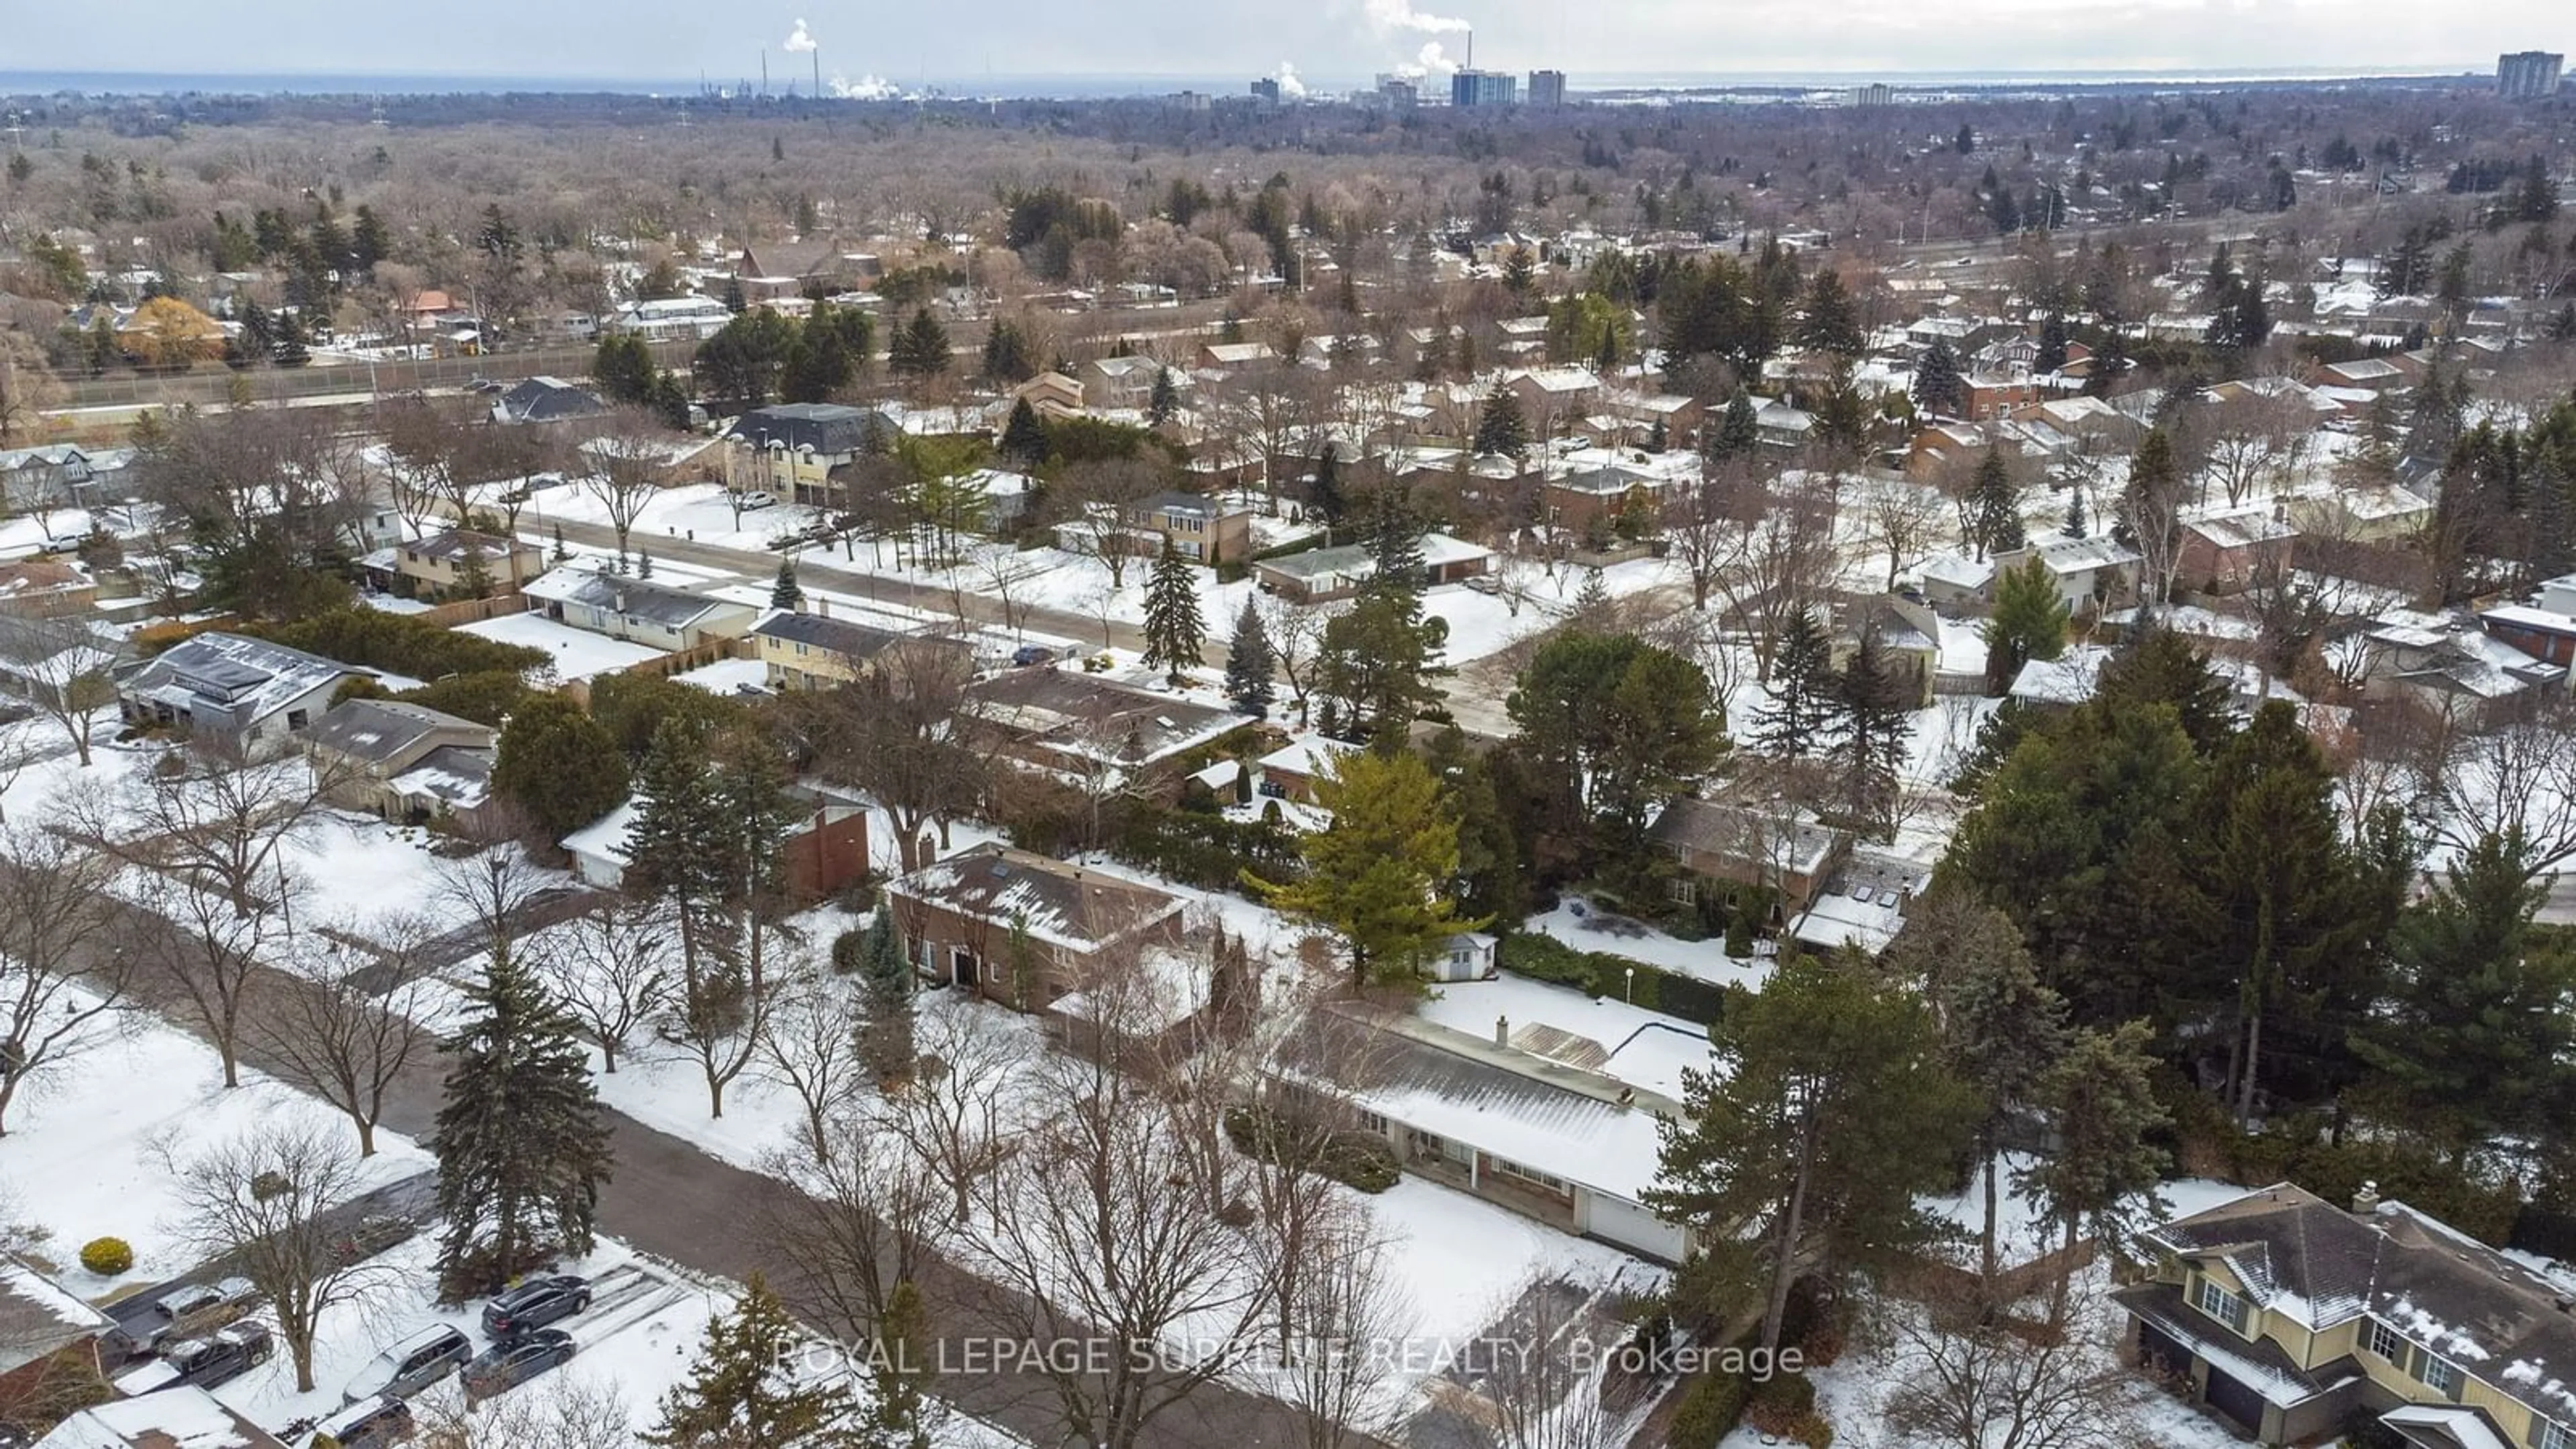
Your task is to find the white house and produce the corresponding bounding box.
[114,632,359,753]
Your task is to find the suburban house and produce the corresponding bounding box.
[883,843,1188,1007]
[303,698,498,828]
[1196,340,1277,370]
[1104,491,1254,566]
[34,1387,290,1449]
[2360,615,2565,712]
[1787,849,1930,956]
[1277,1002,1692,1263]
[2480,574,2576,672]
[1253,533,1494,604]
[563,783,869,900]
[115,632,358,751]
[1507,366,1603,434]
[964,667,1244,780]
[750,608,971,692]
[2178,509,2298,596]
[2286,484,2434,544]
[1648,796,1849,919]
[604,294,733,339]
[1990,533,2145,613]
[1257,735,1356,802]
[0,1261,113,1430]
[519,568,759,653]
[0,442,128,514]
[488,375,608,425]
[1546,460,1668,534]
[1005,370,1085,419]
[2119,1181,2576,1448]
[1831,594,1942,708]
[720,402,898,510]
[371,527,546,598]
[1081,354,1169,410]
[1919,551,1998,611]
[0,558,99,617]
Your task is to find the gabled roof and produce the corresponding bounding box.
[305,698,492,767]
[753,610,965,666]
[723,402,892,456]
[885,843,1185,954]
[492,376,606,423]
[1649,796,1841,877]
[34,1383,286,1448]
[403,527,535,564]
[521,568,747,632]
[964,667,1240,767]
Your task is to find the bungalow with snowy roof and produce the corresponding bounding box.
[1788,849,1930,957]
[1252,532,1493,604]
[1649,796,1849,922]
[303,697,498,827]
[0,558,98,618]
[488,376,607,427]
[1197,340,1277,370]
[963,666,1245,784]
[115,632,359,753]
[1275,1000,1693,1261]
[34,1385,290,1449]
[1919,551,1998,612]
[2178,508,2299,596]
[1545,458,1668,535]
[882,842,1187,1007]
[1831,594,1941,708]
[2120,1180,2576,1448]
[519,567,759,653]
[2479,574,2576,678]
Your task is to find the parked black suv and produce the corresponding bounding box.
[460,1328,576,1398]
[157,1322,274,1390]
[479,1273,592,1339]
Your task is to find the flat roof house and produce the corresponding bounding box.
[115,632,359,753]
[2119,1181,2576,1448]
[883,843,1187,1008]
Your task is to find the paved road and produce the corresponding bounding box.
[75,894,1342,1449]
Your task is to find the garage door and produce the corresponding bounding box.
[1582,1193,1688,1263]
[2204,1364,2266,1436]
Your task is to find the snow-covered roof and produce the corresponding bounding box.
[2008,645,2110,706]
[0,1262,113,1376]
[886,843,1185,955]
[35,1385,276,1449]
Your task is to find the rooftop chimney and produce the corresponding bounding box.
[1494,1014,1509,1049]
[2354,1180,2381,1215]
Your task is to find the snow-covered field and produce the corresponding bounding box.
[455,609,667,680]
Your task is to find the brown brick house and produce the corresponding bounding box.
[883,843,1187,1009]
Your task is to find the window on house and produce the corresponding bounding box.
[2417,1352,2461,1400]
[2192,1275,2249,1334]
[287,709,309,731]
[2538,1421,2574,1449]
[2364,1320,2403,1364]
[1668,875,1698,905]
[1355,1110,1387,1134]
[1493,1159,1568,1192]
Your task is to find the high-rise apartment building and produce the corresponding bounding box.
[1450,69,1518,107]
[1527,70,1567,107]
[2499,51,2565,99]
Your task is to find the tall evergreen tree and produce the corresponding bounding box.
[1968,447,2024,559]
[1308,445,1346,529]
[2351,828,2573,1160]
[2034,313,2070,374]
[1146,366,1180,427]
[428,953,613,1296]
[1825,627,1914,837]
[2014,1021,2169,1327]
[1983,557,2070,694]
[1364,486,1428,600]
[1250,750,1483,994]
[771,559,803,610]
[889,308,950,376]
[980,318,1034,383]
[856,912,915,1083]
[998,397,1049,468]
[1223,598,1276,715]
[1707,389,1761,463]
[645,1274,861,1448]
[1140,537,1207,684]
[1472,389,1531,460]
[1910,337,1966,418]
[1756,607,1835,761]
[1796,268,1864,357]
[1649,953,1978,1352]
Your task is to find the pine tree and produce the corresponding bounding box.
[1757,607,1835,761]
[771,559,803,610]
[1308,445,1346,528]
[2035,313,2070,374]
[1223,598,1276,715]
[636,548,654,578]
[429,953,613,1297]
[1826,627,1913,836]
[998,396,1049,468]
[890,308,950,376]
[1248,750,1485,993]
[1365,486,1428,601]
[1969,447,2023,559]
[1140,537,1206,684]
[645,1274,860,1448]
[720,275,748,314]
[856,912,915,1084]
[2063,486,2088,539]
[1571,567,1612,620]
[1707,389,1760,462]
[1796,268,1864,357]
[2013,1020,2169,1327]
[551,523,571,562]
[1147,366,1180,426]
[980,318,1033,383]
[1473,389,1531,460]
[861,1279,935,1449]
[1984,556,2070,694]
[1647,416,1668,451]
[271,310,311,368]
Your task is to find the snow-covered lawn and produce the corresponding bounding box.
[1418,975,1713,1099]
[455,610,670,680]
[0,719,160,820]
[667,655,771,696]
[1366,1177,1666,1352]
[0,996,431,1297]
[276,810,555,937]
[1520,900,1771,991]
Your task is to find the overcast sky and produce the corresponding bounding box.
[1,0,2567,85]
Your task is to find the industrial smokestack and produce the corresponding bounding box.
[1466,28,1472,68]
[761,50,769,97]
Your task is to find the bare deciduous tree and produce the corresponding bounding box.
[884,1004,1028,1220]
[164,1117,402,1392]
[411,1371,633,1448]
[248,918,437,1157]
[0,616,116,769]
[1257,594,1336,729]
[0,826,129,1134]
[1871,1286,2152,1449]
[577,408,678,561]
[2433,690,2576,880]
[1478,1275,1613,1449]
[548,896,670,1073]
[758,1106,943,1345]
[759,975,867,1165]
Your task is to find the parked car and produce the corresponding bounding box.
[311,1395,415,1449]
[479,1274,592,1339]
[460,1329,576,1398]
[117,1322,274,1393]
[102,1275,261,1360]
[1010,644,1055,667]
[737,490,779,511]
[342,1324,474,1405]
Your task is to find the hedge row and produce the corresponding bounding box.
[1495,931,1730,1026]
[241,606,548,682]
[1222,1106,1401,1193]
[1108,802,1301,892]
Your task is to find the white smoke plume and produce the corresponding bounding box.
[1396,41,1460,77]
[783,18,819,53]
[831,73,900,99]
[1273,62,1309,99]
[1364,0,1472,34]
